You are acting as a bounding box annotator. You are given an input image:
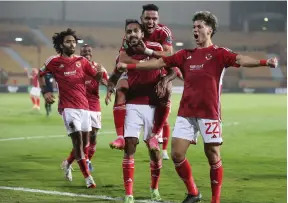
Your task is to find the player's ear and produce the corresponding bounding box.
[60,44,63,48]
[207,27,212,36]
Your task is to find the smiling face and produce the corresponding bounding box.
[80,46,92,61]
[125,23,144,47]
[193,20,213,46]
[141,10,159,34]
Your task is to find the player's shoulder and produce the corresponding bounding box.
[213,45,236,54]
[155,24,172,35]
[44,55,61,66]
[145,41,163,51]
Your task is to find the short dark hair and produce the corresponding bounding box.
[52,28,80,54]
[142,4,159,14]
[192,11,218,37]
[125,19,143,30]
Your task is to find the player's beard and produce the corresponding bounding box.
[128,37,139,47]
[63,45,75,57]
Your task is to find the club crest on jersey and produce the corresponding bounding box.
[205,54,212,60]
[76,61,81,68]
[59,64,64,68]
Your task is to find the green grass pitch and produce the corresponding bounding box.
[0,93,286,203]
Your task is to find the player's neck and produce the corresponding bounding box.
[197,40,213,49]
[62,53,75,58]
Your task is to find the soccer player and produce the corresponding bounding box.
[116,11,278,203]
[38,28,104,188]
[63,44,109,173]
[119,19,175,203]
[109,4,176,154]
[25,68,41,110]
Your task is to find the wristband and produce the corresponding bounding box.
[144,48,154,56]
[127,64,136,69]
[260,59,267,66]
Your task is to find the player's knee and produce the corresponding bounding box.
[204,143,221,164]
[171,150,185,163]
[90,130,97,144]
[124,137,138,155]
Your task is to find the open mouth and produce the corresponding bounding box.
[194,34,199,39]
[130,38,138,45]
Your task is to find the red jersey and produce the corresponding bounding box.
[120,24,173,52]
[162,45,240,120]
[32,74,39,87]
[85,61,108,112]
[39,55,98,112]
[125,41,163,105]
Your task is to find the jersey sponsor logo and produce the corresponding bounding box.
[205,54,213,60]
[189,64,204,70]
[64,70,77,76]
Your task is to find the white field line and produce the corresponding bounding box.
[0,122,239,142]
[0,131,115,142]
[0,186,175,203]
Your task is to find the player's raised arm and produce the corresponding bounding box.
[236,55,278,68]
[117,58,166,72]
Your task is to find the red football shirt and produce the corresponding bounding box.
[85,61,108,112]
[125,41,164,105]
[32,74,39,87]
[39,55,97,112]
[119,24,173,52]
[162,45,240,120]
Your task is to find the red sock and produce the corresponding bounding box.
[122,157,134,195]
[36,98,40,106]
[174,158,198,195]
[67,148,75,165]
[113,103,126,137]
[162,121,170,150]
[152,101,170,135]
[31,96,36,105]
[88,143,96,160]
[210,160,223,203]
[150,160,162,189]
[77,158,90,178]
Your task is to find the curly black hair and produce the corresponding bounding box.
[142,4,159,14]
[192,11,218,37]
[52,28,80,54]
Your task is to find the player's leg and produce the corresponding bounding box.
[122,104,143,203]
[62,108,95,188]
[171,117,202,203]
[86,127,98,171]
[148,148,162,201]
[110,77,129,150]
[148,81,172,151]
[198,119,223,203]
[162,119,170,160]
[143,105,162,201]
[30,87,37,109]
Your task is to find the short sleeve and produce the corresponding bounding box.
[220,47,240,68]
[162,49,186,68]
[39,56,54,77]
[161,26,173,46]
